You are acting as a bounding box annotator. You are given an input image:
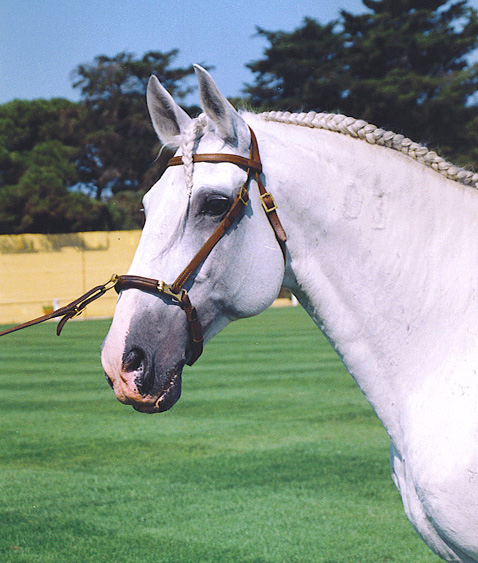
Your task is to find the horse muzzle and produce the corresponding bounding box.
[105,360,183,414]
[103,346,185,413]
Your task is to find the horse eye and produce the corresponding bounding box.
[202,195,230,216]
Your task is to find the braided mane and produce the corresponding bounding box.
[260,111,478,190]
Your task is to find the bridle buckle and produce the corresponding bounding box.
[238,184,249,206]
[156,281,187,303]
[70,305,83,320]
[260,192,278,214]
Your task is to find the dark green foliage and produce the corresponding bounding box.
[0,99,110,233]
[246,0,478,167]
[0,51,196,234]
[247,18,347,111]
[72,50,195,200]
[105,190,145,231]
[340,0,478,161]
[0,98,85,189]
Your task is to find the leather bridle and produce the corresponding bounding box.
[0,127,286,366]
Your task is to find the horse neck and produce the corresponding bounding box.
[247,114,478,441]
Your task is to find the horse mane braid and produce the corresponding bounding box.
[260,111,478,190]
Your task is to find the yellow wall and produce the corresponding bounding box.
[0,231,141,325]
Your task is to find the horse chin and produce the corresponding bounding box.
[111,367,183,414]
[132,371,182,414]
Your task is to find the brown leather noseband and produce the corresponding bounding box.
[0,127,286,366]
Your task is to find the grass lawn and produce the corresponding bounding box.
[0,307,441,563]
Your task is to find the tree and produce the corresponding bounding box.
[0,165,109,234]
[340,0,478,162]
[0,98,110,234]
[246,18,347,111]
[0,50,200,234]
[0,98,86,188]
[71,50,197,201]
[246,1,478,166]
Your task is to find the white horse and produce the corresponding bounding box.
[101,66,478,562]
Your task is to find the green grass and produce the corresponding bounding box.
[0,307,441,563]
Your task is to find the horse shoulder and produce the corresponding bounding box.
[392,364,478,561]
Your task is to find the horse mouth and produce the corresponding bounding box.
[132,371,182,414]
[106,366,183,414]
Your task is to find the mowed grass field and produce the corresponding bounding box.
[0,307,441,563]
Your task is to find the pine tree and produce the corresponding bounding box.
[246,1,478,166]
[340,0,478,161]
[246,18,347,112]
[72,50,196,200]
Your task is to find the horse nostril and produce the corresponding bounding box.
[122,348,145,372]
[122,348,154,396]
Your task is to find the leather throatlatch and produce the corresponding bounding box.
[0,127,286,366]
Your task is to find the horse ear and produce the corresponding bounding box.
[194,65,249,149]
[146,75,191,146]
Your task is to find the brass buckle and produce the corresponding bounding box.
[238,185,249,206]
[156,281,187,303]
[260,192,278,213]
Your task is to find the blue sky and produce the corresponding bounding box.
[2,0,478,106]
[0,0,377,105]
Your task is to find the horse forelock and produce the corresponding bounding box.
[178,114,208,195]
[259,111,478,190]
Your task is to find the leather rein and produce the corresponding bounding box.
[0,127,286,366]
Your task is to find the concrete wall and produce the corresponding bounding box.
[0,231,141,325]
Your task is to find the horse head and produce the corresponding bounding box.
[101,66,285,413]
